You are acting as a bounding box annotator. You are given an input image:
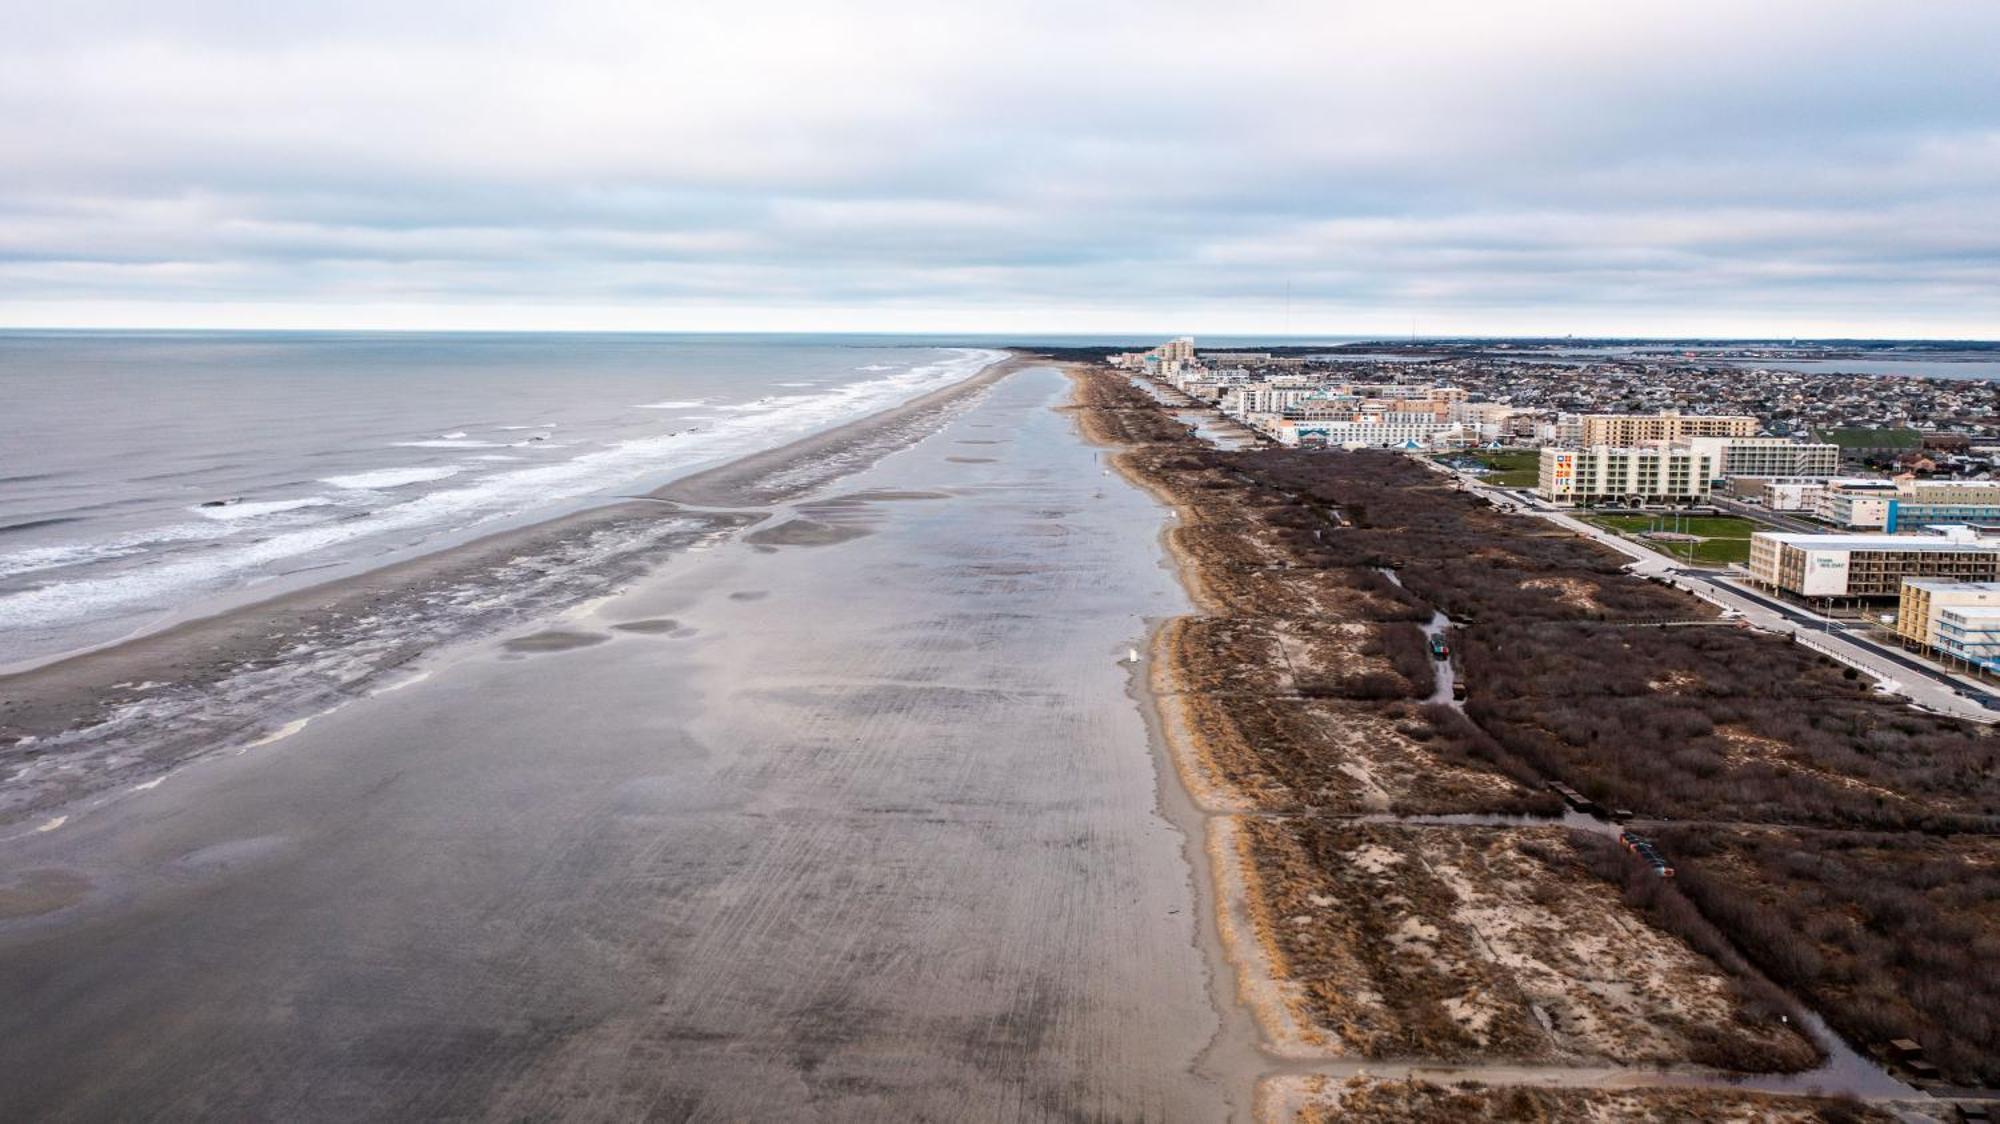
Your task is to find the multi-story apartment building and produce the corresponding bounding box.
[1576,411,1758,445]
[1747,526,2000,600]
[1542,414,1586,446]
[1450,400,1522,442]
[1535,446,1714,504]
[1679,436,1841,480]
[1809,478,2000,530]
[1113,336,1197,372]
[1934,604,2000,672]
[1268,416,1465,449]
[1896,578,2000,646]
[1813,480,1902,529]
[1896,578,2000,673]
[1888,481,2000,531]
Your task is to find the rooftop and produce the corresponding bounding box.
[1902,579,2000,592]
[1755,528,2000,552]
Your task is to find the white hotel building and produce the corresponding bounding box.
[1266,415,1466,449]
[1680,436,1842,480]
[1536,446,1715,504]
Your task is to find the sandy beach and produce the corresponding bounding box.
[0,362,1242,1120]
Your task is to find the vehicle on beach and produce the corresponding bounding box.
[1619,831,1675,878]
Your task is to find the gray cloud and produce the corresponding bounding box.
[0,0,1997,334]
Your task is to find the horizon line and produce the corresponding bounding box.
[1,325,1997,345]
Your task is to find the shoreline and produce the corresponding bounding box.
[1066,363,1268,1121]
[0,351,1024,827]
[655,352,1033,506]
[0,360,1236,1120]
[1064,362,1335,1106]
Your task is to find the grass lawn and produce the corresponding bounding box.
[1587,514,1758,538]
[1442,449,1541,487]
[1581,513,1757,566]
[1690,537,1753,564]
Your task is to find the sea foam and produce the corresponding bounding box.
[322,466,465,490]
[0,348,1004,634]
[193,497,336,521]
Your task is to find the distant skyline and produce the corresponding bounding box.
[3,1,1998,337]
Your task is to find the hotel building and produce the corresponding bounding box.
[1680,436,1841,481]
[1746,526,2000,601]
[1896,579,2000,674]
[1536,446,1714,504]
[1812,478,2000,531]
[1575,411,1759,446]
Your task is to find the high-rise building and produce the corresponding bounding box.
[1577,411,1758,445]
[1678,436,1840,480]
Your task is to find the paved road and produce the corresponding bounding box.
[1706,494,1824,534]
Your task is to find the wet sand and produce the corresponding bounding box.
[0,354,1027,828]
[0,366,1240,1120]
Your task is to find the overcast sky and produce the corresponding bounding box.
[3,0,1997,336]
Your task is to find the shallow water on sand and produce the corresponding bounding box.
[0,332,1001,667]
[0,367,1232,1121]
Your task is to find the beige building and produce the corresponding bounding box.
[1896,579,2000,645]
[1747,526,2000,600]
[1536,446,1714,504]
[1577,411,1758,446]
[1896,579,2000,673]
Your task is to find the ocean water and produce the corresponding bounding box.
[0,332,1004,665]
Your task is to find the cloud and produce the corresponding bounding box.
[0,0,1996,334]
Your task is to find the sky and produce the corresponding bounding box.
[1,0,1997,337]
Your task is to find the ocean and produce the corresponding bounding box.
[0,332,1004,666]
